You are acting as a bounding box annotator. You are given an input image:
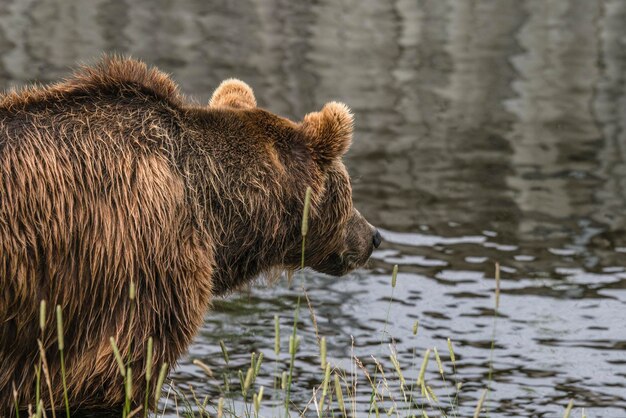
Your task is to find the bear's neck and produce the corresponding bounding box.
[176,111,312,294]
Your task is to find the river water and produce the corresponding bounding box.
[1,1,625,417]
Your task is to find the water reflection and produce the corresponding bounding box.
[0,0,625,416]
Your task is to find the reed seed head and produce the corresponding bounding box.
[254,352,264,377]
[391,264,398,288]
[154,363,168,409]
[219,340,229,364]
[563,399,574,418]
[434,347,444,376]
[390,354,405,387]
[426,385,439,403]
[243,367,254,393]
[217,397,224,418]
[334,373,346,417]
[289,335,300,355]
[125,367,133,401]
[39,300,46,332]
[274,315,280,355]
[281,371,288,391]
[129,280,136,301]
[473,389,487,418]
[145,337,154,381]
[301,186,312,237]
[322,363,331,397]
[320,336,327,370]
[447,338,456,367]
[55,305,64,351]
[417,348,431,386]
[193,359,213,378]
[109,337,126,377]
[254,386,264,413]
[495,262,501,309]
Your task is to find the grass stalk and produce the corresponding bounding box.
[12,383,19,418]
[143,337,154,418]
[473,389,487,418]
[334,373,347,418]
[405,321,420,417]
[110,338,126,377]
[121,280,138,418]
[35,300,46,413]
[369,265,399,416]
[11,185,580,418]
[273,314,281,417]
[317,363,331,418]
[285,186,312,416]
[154,363,169,411]
[380,265,398,343]
[37,340,56,418]
[433,346,457,417]
[217,397,224,418]
[446,337,461,411]
[563,399,574,418]
[55,306,70,418]
[219,340,230,365]
[485,263,500,416]
[124,367,133,417]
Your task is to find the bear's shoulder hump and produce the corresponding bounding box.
[0,55,186,110]
[66,55,184,104]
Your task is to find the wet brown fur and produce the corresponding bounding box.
[0,56,372,412]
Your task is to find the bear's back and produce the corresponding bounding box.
[0,56,186,112]
[0,59,216,413]
[0,60,193,168]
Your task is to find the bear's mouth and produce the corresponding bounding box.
[311,247,373,277]
[343,251,363,271]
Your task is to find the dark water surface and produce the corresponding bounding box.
[1,1,625,416]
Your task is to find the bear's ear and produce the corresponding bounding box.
[209,78,257,109]
[300,101,354,163]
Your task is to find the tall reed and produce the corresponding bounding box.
[284,186,312,416]
[55,305,70,418]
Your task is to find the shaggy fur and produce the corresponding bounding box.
[0,56,377,413]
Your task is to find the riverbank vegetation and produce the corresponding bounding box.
[17,188,579,417]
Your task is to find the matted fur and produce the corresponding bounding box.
[0,56,372,413]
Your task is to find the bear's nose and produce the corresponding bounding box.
[372,229,382,248]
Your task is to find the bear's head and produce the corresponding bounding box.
[294,101,383,276]
[209,79,382,278]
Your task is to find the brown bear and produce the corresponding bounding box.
[0,56,381,414]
